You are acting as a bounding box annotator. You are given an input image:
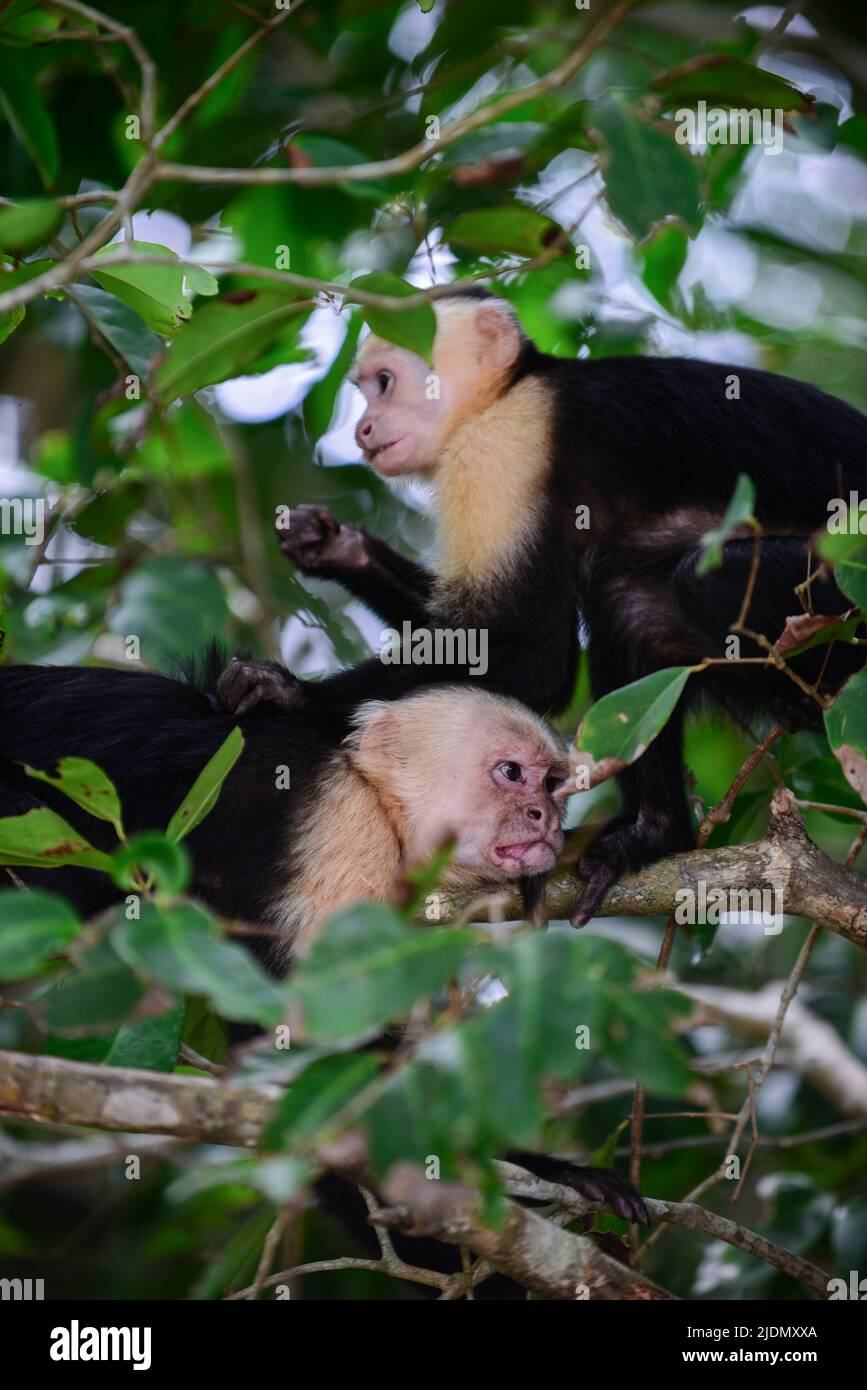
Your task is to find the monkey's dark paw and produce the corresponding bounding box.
[573,814,692,927]
[216,657,305,717]
[507,1153,648,1225]
[275,504,369,573]
[558,1166,649,1225]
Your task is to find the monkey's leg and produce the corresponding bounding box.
[673,536,863,729]
[277,503,434,628]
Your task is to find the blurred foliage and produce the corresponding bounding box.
[1,0,867,1302]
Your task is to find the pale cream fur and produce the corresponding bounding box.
[266,687,566,959]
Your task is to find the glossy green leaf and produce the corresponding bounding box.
[166,727,244,844]
[90,241,218,337]
[652,55,814,115]
[824,667,867,805]
[152,288,309,402]
[579,667,693,768]
[819,526,867,610]
[0,50,59,185]
[351,272,436,365]
[112,832,191,894]
[0,199,61,252]
[289,902,477,1041]
[0,807,114,871]
[105,1004,185,1071]
[112,900,285,1027]
[0,888,81,979]
[696,473,757,574]
[446,206,565,258]
[25,756,124,838]
[595,97,702,240]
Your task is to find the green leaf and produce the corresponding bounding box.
[818,526,867,610]
[578,667,693,769]
[0,889,81,979]
[0,199,61,253]
[446,207,565,258]
[640,219,689,312]
[0,3,61,46]
[112,900,285,1027]
[0,49,59,186]
[696,473,757,574]
[70,285,163,378]
[595,97,702,240]
[166,727,244,844]
[112,832,191,895]
[350,272,436,365]
[289,902,477,1041]
[652,55,815,115]
[108,557,230,668]
[90,241,218,337]
[0,807,114,871]
[105,1005,185,1071]
[25,756,124,838]
[37,942,143,1035]
[264,1053,380,1148]
[152,288,309,403]
[824,668,867,805]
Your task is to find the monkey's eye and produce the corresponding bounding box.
[495,761,523,784]
[377,370,394,395]
[544,774,561,794]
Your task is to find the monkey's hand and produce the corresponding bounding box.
[506,1152,648,1225]
[216,657,306,717]
[572,813,690,928]
[275,504,371,574]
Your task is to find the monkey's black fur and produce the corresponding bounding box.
[243,294,867,921]
[0,655,330,956]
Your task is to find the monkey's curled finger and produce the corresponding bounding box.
[217,658,304,716]
[570,866,617,928]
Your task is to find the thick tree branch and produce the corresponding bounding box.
[435,791,867,950]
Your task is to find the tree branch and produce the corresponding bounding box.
[435,790,867,951]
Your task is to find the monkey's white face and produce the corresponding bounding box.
[350,298,522,479]
[351,338,446,476]
[451,746,566,879]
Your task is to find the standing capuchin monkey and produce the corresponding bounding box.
[219,287,867,924]
[0,663,648,1224]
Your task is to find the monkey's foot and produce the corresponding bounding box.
[275,503,370,573]
[506,1153,648,1225]
[216,657,305,717]
[573,814,691,927]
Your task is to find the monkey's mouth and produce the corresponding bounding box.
[491,839,558,873]
[366,436,407,464]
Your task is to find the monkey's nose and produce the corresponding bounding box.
[526,806,543,822]
[357,417,373,440]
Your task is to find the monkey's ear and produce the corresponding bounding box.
[519,873,549,928]
[475,304,522,374]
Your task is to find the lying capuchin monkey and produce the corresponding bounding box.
[218,286,867,925]
[0,661,647,1229]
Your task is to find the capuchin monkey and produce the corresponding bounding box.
[219,287,867,925]
[0,667,566,955]
[0,663,648,1230]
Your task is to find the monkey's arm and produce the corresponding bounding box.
[278,504,434,629]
